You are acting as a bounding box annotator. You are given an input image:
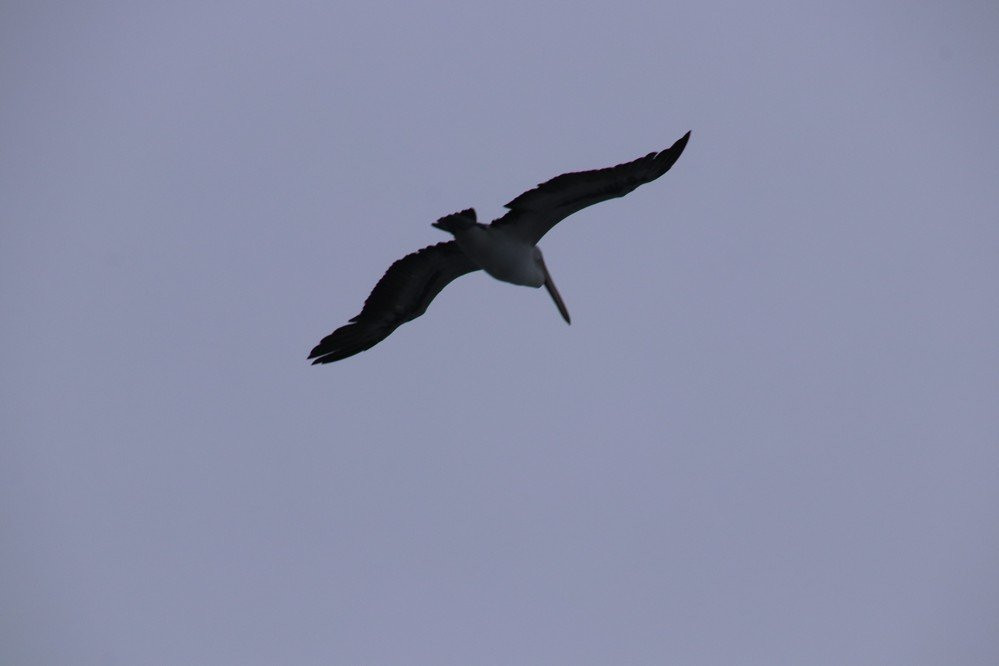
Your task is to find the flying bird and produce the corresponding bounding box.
[309,131,690,364]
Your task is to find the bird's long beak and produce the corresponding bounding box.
[538,255,571,325]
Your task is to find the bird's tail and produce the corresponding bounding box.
[432,208,477,235]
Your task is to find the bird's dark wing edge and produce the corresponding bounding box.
[308,240,479,364]
[491,131,690,244]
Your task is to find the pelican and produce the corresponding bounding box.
[309,131,690,364]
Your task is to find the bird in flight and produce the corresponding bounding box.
[309,131,690,364]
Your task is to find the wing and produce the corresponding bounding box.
[491,131,690,245]
[308,241,479,364]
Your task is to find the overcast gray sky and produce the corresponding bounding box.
[3,1,998,664]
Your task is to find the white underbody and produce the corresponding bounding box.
[452,225,545,287]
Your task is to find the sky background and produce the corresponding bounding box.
[3,1,998,664]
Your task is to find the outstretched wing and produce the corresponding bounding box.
[308,241,479,364]
[491,131,690,245]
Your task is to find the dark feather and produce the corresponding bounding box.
[491,131,690,244]
[308,241,479,364]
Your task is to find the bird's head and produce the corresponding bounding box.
[534,248,571,325]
